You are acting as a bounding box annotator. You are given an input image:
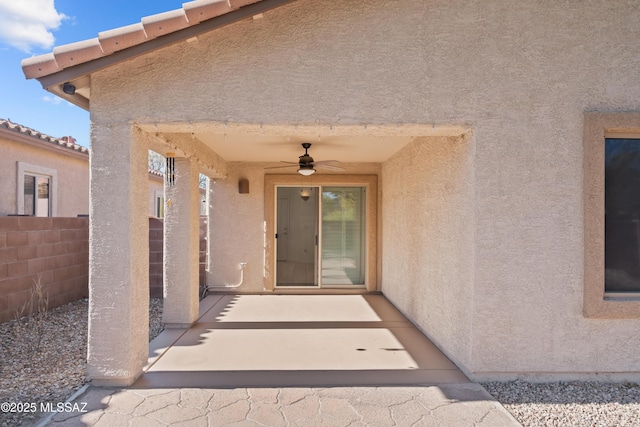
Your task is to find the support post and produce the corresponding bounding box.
[87,124,149,386]
[163,156,200,327]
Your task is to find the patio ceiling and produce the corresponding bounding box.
[22,0,471,165]
[140,122,470,164]
[196,133,414,163]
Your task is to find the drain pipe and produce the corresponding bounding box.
[203,262,247,295]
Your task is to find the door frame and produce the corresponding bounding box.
[265,174,378,292]
[275,186,319,286]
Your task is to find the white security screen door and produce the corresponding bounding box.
[275,187,318,286]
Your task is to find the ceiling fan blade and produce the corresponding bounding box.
[313,160,341,165]
[315,164,345,171]
[264,165,297,170]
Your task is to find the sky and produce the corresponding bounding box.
[0,0,186,147]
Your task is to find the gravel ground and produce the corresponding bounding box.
[1,299,640,426]
[482,380,640,426]
[0,298,163,427]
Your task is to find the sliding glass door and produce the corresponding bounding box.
[275,185,367,287]
[320,187,366,286]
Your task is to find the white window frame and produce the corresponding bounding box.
[16,162,57,216]
[154,190,165,218]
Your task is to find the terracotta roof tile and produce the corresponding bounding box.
[53,38,105,69]
[0,118,89,155]
[21,53,61,79]
[21,0,269,80]
[184,0,232,24]
[98,23,148,54]
[142,9,191,39]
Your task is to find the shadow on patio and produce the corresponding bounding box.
[133,294,469,389]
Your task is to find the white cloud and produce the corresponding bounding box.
[0,0,66,52]
[42,95,62,105]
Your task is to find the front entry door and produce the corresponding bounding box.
[276,186,367,288]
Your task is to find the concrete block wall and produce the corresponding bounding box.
[1,216,208,321]
[149,218,164,298]
[149,217,207,298]
[199,217,207,287]
[0,217,89,323]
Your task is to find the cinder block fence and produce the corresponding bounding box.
[0,217,207,323]
[0,217,89,323]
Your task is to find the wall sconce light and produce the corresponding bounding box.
[239,178,249,194]
[300,188,311,201]
[62,82,76,95]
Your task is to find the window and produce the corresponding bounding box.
[584,113,640,318]
[16,162,57,217]
[605,138,640,293]
[154,190,164,218]
[23,175,51,217]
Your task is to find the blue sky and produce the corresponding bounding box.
[0,0,185,147]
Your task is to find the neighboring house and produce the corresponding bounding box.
[0,118,89,217]
[21,0,640,386]
[147,169,165,218]
[1,118,167,218]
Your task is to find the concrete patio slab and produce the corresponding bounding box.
[138,294,467,388]
[41,294,521,425]
[47,384,521,426]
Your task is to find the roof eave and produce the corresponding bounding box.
[32,0,297,112]
[0,126,89,160]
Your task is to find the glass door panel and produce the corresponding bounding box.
[321,187,366,285]
[276,187,318,286]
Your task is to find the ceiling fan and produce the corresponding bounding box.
[266,143,345,175]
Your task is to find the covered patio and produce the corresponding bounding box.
[21,0,478,385]
[24,0,640,384]
[136,293,468,388]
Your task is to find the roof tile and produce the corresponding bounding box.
[53,38,105,69]
[98,23,148,54]
[0,118,89,155]
[142,9,190,39]
[21,53,61,79]
[21,0,273,81]
[183,0,232,24]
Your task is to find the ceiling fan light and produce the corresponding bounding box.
[298,168,315,176]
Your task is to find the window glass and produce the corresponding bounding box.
[156,196,164,218]
[36,176,50,217]
[605,138,640,292]
[321,187,366,285]
[24,175,35,215]
[23,174,50,217]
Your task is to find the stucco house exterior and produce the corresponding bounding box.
[0,118,90,218]
[21,0,640,386]
[1,118,167,218]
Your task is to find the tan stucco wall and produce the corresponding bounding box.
[382,135,475,376]
[207,162,266,292]
[0,137,89,217]
[88,0,640,379]
[207,162,380,292]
